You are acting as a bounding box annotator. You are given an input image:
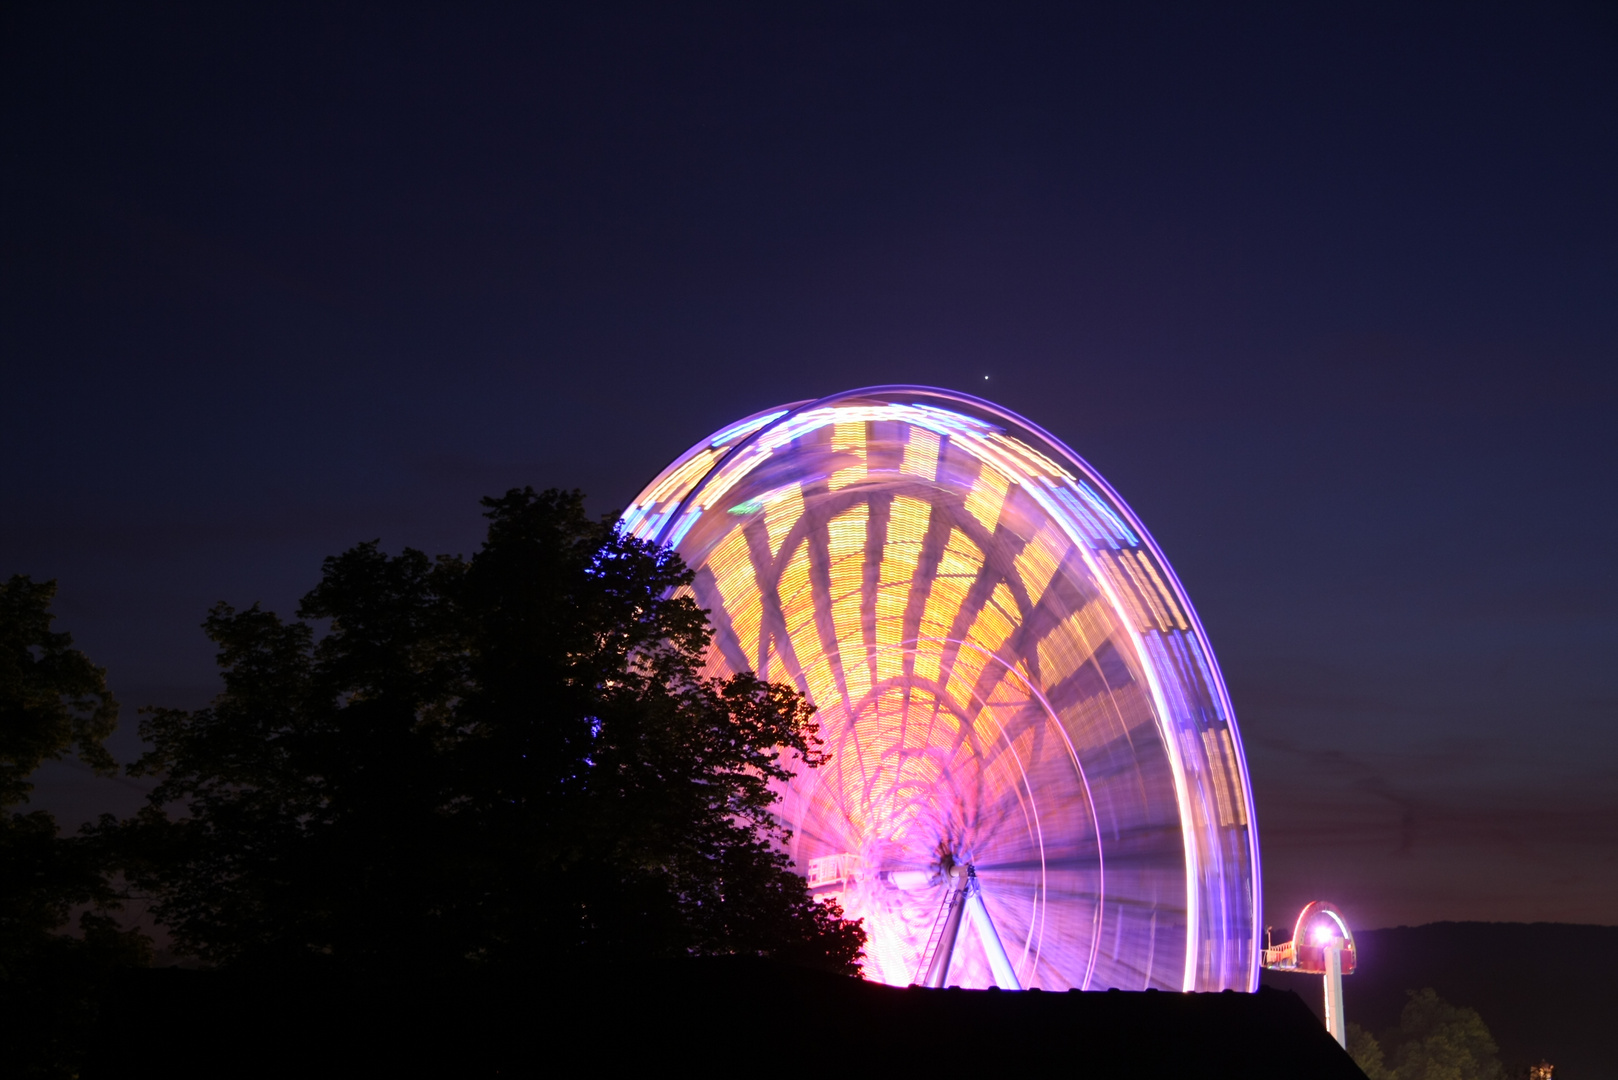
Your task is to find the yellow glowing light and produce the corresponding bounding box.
[987,582,1018,635]
[1202,728,1238,828]
[827,504,868,561]
[901,428,940,480]
[832,421,864,453]
[763,484,804,557]
[829,421,867,491]
[888,494,931,544]
[827,505,871,705]
[779,540,813,629]
[709,527,762,669]
[778,539,820,699]
[875,496,928,678]
[1119,551,1173,631]
[1136,551,1190,630]
[1015,524,1067,609]
[915,581,972,683]
[802,652,840,709]
[987,432,1074,482]
[1096,551,1155,632]
[947,645,991,708]
[643,446,722,509]
[935,528,984,580]
[698,446,771,509]
[1036,602,1109,686]
[964,463,1011,534]
[1215,727,1247,826]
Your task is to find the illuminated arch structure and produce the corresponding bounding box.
[622,387,1260,992]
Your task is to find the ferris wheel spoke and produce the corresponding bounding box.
[976,852,1099,874]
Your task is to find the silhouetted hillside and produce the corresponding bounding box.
[1262,922,1618,1079]
[86,958,1364,1079]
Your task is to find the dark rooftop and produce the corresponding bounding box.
[89,958,1365,1078]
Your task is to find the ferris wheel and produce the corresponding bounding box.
[622,386,1260,992]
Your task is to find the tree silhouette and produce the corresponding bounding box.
[1,576,150,1079]
[127,488,864,976]
[1348,988,1504,1080]
[0,575,118,806]
[1348,1022,1390,1079]
[1388,988,1503,1080]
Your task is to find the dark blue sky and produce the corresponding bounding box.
[4,2,1615,930]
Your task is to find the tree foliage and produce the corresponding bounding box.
[127,488,865,975]
[0,575,118,806]
[1348,988,1503,1080]
[1349,1022,1390,1079]
[0,576,149,1078]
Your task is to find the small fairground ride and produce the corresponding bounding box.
[1261,901,1356,1045]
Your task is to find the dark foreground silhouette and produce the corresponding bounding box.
[85,957,1364,1079]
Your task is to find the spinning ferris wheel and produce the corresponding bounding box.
[622,386,1260,992]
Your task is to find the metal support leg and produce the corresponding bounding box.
[923,867,969,988]
[966,886,1022,990]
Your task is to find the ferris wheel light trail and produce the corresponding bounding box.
[623,386,1261,992]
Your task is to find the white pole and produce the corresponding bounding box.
[1323,943,1345,1046]
[965,887,1023,990]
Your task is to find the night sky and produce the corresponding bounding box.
[4,4,1615,933]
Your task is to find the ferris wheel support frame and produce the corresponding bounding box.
[965,879,1023,990]
[918,864,1023,991]
[922,866,971,988]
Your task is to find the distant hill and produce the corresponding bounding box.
[1260,922,1618,1079]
